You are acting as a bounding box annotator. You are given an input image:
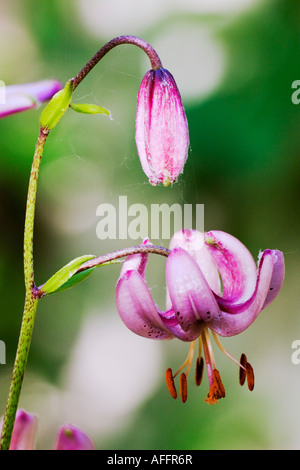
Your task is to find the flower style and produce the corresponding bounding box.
[0,79,62,119]
[116,229,284,404]
[135,68,189,186]
[0,409,95,450]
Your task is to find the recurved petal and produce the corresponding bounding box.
[116,269,174,340]
[204,230,257,306]
[0,79,62,119]
[6,79,62,102]
[261,249,285,310]
[119,238,150,278]
[208,250,280,337]
[0,94,37,118]
[166,247,221,332]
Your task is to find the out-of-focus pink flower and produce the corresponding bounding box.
[0,409,95,450]
[135,68,189,186]
[116,229,285,404]
[8,409,37,450]
[54,425,95,450]
[0,79,62,119]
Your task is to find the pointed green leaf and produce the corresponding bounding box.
[53,266,96,294]
[70,103,111,116]
[40,254,95,295]
[40,80,73,130]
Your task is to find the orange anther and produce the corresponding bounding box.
[205,369,226,405]
[165,367,177,399]
[180,372,188,403]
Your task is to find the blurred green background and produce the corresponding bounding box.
[0,0,299,450]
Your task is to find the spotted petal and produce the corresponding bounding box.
[116,269,174,340]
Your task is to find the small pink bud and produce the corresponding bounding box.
[135,68,189,186]
[8,409,37,450]
[54,424,95,450]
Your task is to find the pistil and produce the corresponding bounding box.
[201,327,226,404]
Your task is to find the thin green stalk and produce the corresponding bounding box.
[0,128,48,450]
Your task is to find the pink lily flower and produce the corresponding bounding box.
[135,68,189,186]
[0,79,62,119]
[0,409,95,450]
[116,229,284,404]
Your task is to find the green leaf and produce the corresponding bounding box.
[40,80,73,130]
[53,267,96,294]
[70,103,111,116]
[40,254,95,295]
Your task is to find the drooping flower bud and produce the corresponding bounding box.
[135,68,189,186]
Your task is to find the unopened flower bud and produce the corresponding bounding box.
[135,68,189,186]
[54,424,95,450]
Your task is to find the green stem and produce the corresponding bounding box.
[0,128,48,450]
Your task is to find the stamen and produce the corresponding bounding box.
[195,356,204,386]
[165,367,177,399]
[201,327,216,387]
[205,369,226,405]
[246,362,255,391]
[239,353,247,386]
[180,372,188,403]
[212,331,246,370]
[166,342,196,402]
[173,341,196,378]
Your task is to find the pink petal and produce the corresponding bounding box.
[6,80,62,102]
[169,229,221,295]
[204,230,257,306]
[208,250,280,337]
[261,249,285,310]
[116,269,174,340]
[0,94,37,118]
[166,247,221,333]
[159,308,205,342]
[0,79,62,119]
[119,238,150,278]
[8,409,37,450]
[54,425,95,450]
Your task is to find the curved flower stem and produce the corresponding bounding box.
[76,244,170,273]
[0,128,49,450]
[72,35,163,91]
